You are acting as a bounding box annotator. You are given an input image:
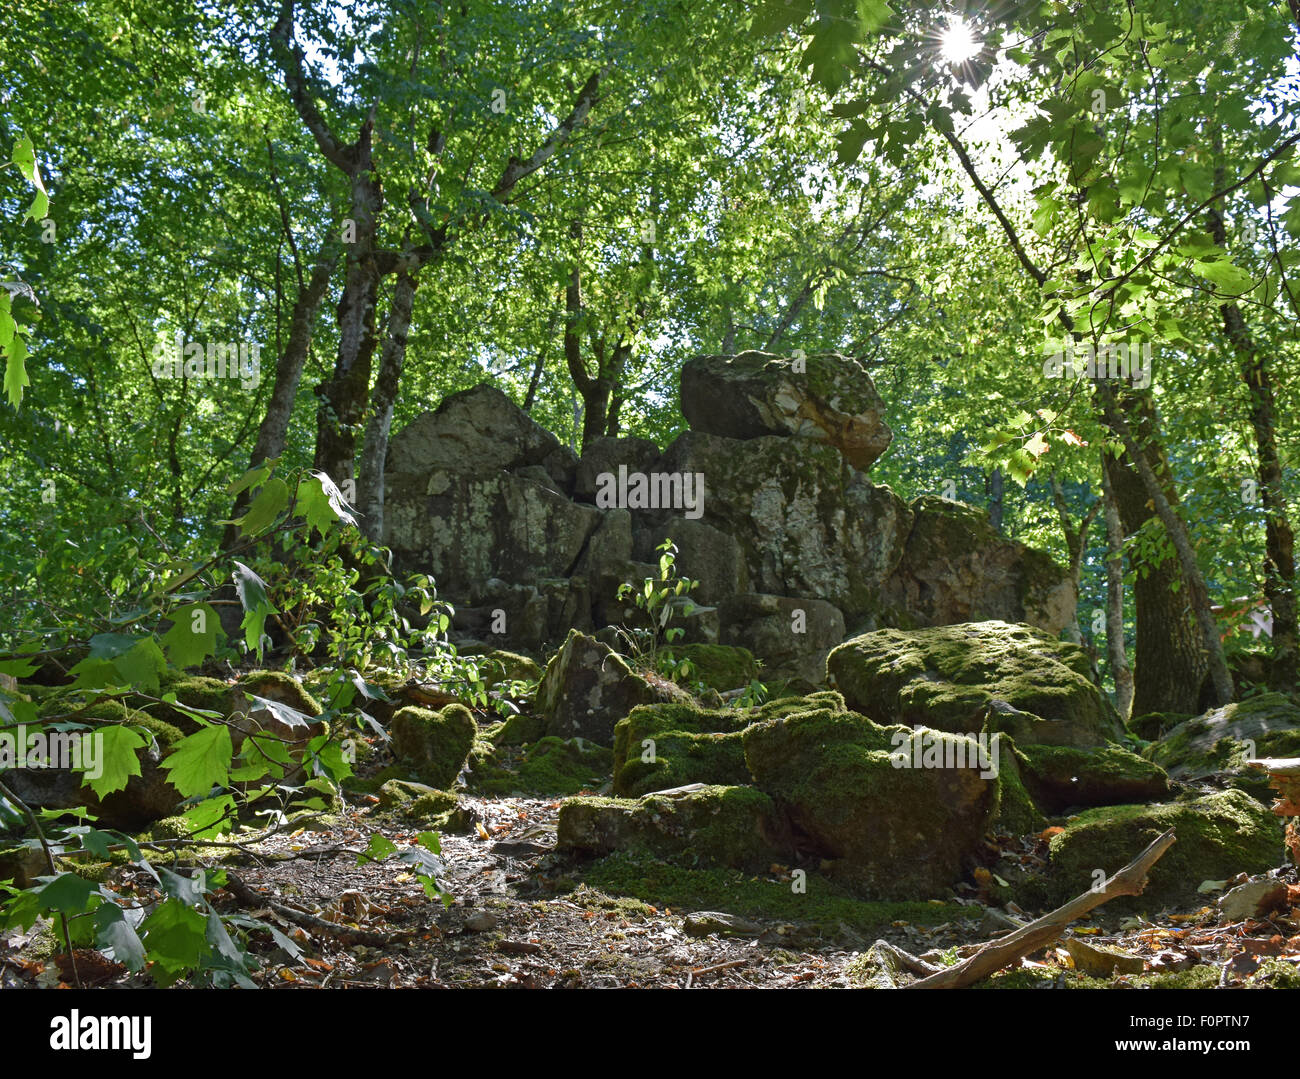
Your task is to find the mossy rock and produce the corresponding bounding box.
[743,707,998,899]
[747,689,846,720]
[493,711,547,747]
[663,643,760,691]
[611,702,751,796]
[1142,693,1300,802]
[480,650,543,689]
[469,735,612,796]
[827,621,1123,746]
[390,704,477,788]
[990,738,1046,835]
[155,671,237,734]
[557,784,782,872]
[235,670,322,717]
[373,779,474,830]
[1127,710,1193,742]
[1017,744,1170,813]
[1043,790,1283,911]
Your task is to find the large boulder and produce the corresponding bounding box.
[718,593,845,688]
[827,621,1124,746]
[537,630,685,744]
[557,784,782,871]
[743,708,998,899]
[574,435,663,502]
[657,431,910,622]
[390,704,477,788]
[1043,790,1283,910]
[384,469,601,601]
[881,497,1076,635]
[1016,744,1171,813]
[1142,693,1300,802]
[680,351,893,471]
[386,383,570,480]
[611,702,753,797]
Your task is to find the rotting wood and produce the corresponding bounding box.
[893,828,1176,989]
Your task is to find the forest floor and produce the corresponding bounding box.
[5,788,1298,990]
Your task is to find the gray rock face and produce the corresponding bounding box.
[681,351,893,471]
[574,436,662,502]
[657,431,911,622]
[384,469,601,599]
[381,378,1077,662]
[718,593,845,688]
[386,384,568,478]
[882,496,1076,636]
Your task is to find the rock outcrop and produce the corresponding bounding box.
[382,357,1077,670]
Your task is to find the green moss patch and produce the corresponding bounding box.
[469,735,612,796]
[1044,790,1283,911]
[577,852,979,936]
[1018,744,1170,813]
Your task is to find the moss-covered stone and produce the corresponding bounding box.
[1044,790,1283,911]
[743,708,998,899]
[538,630,682,744]
[664,643,759,691]
[480,650,543,688]
[575,852,979,936]
[372,779,475,830]
[557,784,782,871]
[611,701,753,796]
[390,704,477,788]
[989,738,1046,835]
[155,671,236,734]
[469,735,612,796]
[1018,744,1170,813]
[1142,693,1300,802]
[235,670,322,716]
[493,710,547,747]
[1127,710,1192,742]
[827,621,1124,746]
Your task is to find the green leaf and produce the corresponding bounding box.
[83,725,146,799]
[140,898,209,981]
[235,477,289,536]
[110,636,167,694]
[297,471,358,537]
[360,833,398,863]
[4,329,30,409]
[161,725,233,798]
[94,902,146,972]
[226,462,272,499]
[36,872,99,915]
[161,603,221,668]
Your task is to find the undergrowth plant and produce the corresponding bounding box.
[0,463,454,986]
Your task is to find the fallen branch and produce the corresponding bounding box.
[902,828,1176,989]
[223,871,415,948]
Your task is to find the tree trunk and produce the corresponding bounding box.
[357,269,417,542]
[1097,389,1224,712]
[224,246,337,546]
[314,134,383,484]
[1101,459,1134,722]
[1049,473,1099,647]
[987,467,1004,532]
[1207,208,1297,690]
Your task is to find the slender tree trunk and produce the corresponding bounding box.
[224,246,337,546]
[1049,473,1099,646]
[987,467,1004,533]
[1207,208,1298,690]
[1096,385,1233,708]
[314,135,383,484]
[1101,460,1135,722]
[357,269,417,541]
